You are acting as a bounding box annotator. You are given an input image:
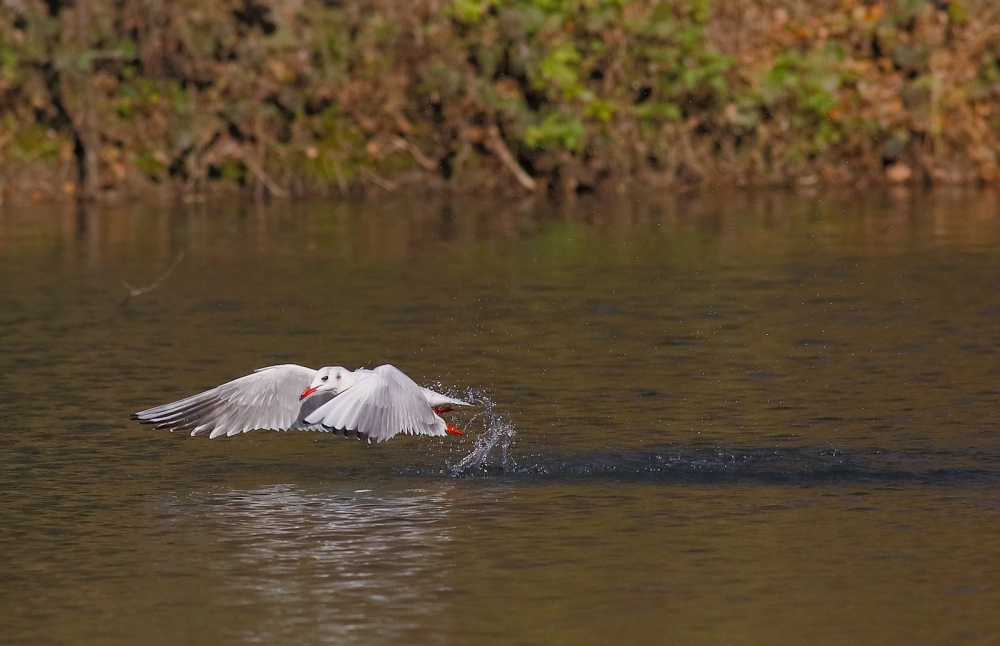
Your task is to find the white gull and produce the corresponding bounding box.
[132,364,471,443]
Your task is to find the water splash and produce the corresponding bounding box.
[443,388,516,476]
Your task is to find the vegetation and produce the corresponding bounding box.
[1,0,999,199]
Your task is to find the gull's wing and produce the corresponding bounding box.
[132,364,331,438]
[304,365,446,443]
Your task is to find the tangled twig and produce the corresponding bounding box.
[122,251,185,303]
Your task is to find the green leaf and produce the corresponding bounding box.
[525,112,586,151]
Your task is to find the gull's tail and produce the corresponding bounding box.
[421,388,473,410]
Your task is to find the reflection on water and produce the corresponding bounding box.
[169,485,455,645]
[2,188,1000,265]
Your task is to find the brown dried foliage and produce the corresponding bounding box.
[0,0,999,201]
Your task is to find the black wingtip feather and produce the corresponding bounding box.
[320,424,367,441]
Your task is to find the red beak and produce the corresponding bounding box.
[300,386,318,401]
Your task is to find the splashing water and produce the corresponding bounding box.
[442,388,516,476]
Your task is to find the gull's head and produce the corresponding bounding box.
[300,366,353,400]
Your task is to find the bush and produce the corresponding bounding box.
[0,0,998,198]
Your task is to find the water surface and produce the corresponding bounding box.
[2,189,1000,644]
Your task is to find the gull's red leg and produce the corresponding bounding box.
[433,408,464,435]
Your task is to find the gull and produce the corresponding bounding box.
[132,364,471,443]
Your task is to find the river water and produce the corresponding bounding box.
[1,189,999,645]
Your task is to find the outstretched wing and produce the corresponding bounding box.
[132,364,330,438]
[304,365,445,442]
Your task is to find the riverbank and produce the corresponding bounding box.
[2,0,999,202]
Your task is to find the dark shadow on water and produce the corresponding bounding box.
[446,444,1000,486]
[224,439,1000,487]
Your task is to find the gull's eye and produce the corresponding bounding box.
[321,376,328,382]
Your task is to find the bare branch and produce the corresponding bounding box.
[391,137,437,171]
[361,167,397,191]
[486,126,536,191]
[245,158,287,197]
[121,251,185,302]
